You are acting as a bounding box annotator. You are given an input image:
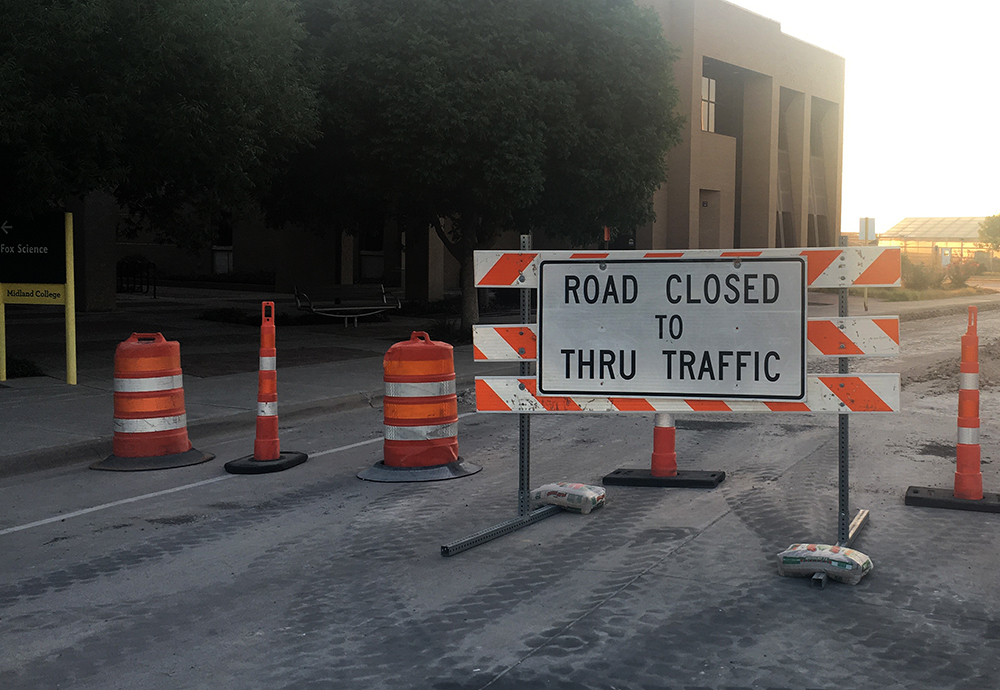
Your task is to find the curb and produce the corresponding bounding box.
[0,374,482,480]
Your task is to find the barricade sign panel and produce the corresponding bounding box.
[537,257,807,400]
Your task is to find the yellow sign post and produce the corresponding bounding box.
[0,211,77,384]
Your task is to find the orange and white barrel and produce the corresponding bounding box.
[93,333,213,471]
[955,306,983,500]
[383,332,459,468]
[112,333,192,458]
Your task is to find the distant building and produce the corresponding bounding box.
[641,0,844,251]
[878,217,992,268]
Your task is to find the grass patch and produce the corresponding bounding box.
[847,287,993,302]
[7,357,46,378]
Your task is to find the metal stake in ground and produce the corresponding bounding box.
[225,302,307,474]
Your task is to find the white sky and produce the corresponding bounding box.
[727,0,1000,234]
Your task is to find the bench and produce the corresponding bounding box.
[293,283,402,327]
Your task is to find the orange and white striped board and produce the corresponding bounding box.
[807,317,900,357]
[474,374,900,414]
[475,247,901,290]
[473,316,901,361]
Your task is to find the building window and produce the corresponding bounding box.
[701,76,716,132]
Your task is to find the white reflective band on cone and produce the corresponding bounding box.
[384,422,459,441]
[958,427,980,445]
[960,373,980,390]
[114,375,184,393]
[384,380,456,397]
[258,401,278,417]
[259,356,277,371]
[113,414,188,434]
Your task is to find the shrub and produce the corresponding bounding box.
[901,253,945,290]
[947,260,980,288]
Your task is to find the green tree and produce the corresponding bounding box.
[978,214,1000,253]
[269,0,683,329]
[0,0,317,244]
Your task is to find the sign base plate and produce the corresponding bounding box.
[603,468,725,488]
[905,486,1000,513]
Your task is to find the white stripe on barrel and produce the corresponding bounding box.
[258,401,278,417]
[113,414,188,434]
[384,422,460,441]
[384,380,456,397]
[114,375,184,393]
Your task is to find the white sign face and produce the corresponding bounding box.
[537,258,807,400]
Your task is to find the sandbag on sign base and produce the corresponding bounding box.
[776,543,873,585]
[531,482,606,514]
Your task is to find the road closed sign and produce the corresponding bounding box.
[537,257,807,400]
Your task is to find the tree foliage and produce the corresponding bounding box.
[0,0,316,244]
[978,214,1000,253]
[268,0,684,327]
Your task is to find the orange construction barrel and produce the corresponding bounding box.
[92,333,214,471]
[358,331,480,482]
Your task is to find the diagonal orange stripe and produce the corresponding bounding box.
[808,320,864,355]
[855,248,901,285]
[473,345,487,361]
[521,378,581,411]
[720,251,762,258]
[475,379,511,411]
[765,402,811,412]
[873,318,900,345]
[799,249,840,285]
[610,398,656,411]
[570,253,609,259]
[643,252,685,258]
[685,400,732,411]
[495,326,537,359]
[479,253,538,286]
[820,377,893,412]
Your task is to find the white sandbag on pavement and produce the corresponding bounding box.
[776,543,873,585]
[531,482,606,514]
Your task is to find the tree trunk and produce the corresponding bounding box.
[459,241,478,333]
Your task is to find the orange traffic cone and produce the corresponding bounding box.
[603,413,725,488]
[225,302,307,474]
[92,333,214,471]
[906,306,1000,512]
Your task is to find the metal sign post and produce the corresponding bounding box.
[518,233,532,517]
[441,234,560,557]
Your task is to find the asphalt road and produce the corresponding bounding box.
[3,307,1000,689]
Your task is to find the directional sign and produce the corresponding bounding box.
[0,211,66,284]
[537,257,807,400]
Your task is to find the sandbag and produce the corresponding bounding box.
[776,543,873,585]
[531,482,606,514]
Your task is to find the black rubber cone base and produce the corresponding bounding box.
[603,468,725,488]
[91,448,215,472]
[358,458,481,483]
[905,486,1000,513]
[224,451,308,475]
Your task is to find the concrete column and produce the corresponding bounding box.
[740,75,779,249]
[69,193,117,312]
[785,91,810,247]
[403,226,444,302]
[340,231,354,285]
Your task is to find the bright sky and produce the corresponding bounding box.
[729,0,1000,234]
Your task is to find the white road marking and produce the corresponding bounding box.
[0,411,480,536]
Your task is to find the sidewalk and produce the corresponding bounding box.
[3,283,1000,478]
[0,286,515,477]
